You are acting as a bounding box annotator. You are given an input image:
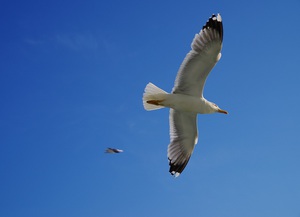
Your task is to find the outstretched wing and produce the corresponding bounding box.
[168,109,198,177]
[172,14,223,97]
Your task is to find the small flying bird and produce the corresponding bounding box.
[105,148,124,154]
[143,14,228,177]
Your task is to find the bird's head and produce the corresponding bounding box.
[210,102,228,114]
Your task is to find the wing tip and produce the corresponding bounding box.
[168,156,191,177]
[212,13,222,22]
[171,171,181,178]
[202,13,223,41]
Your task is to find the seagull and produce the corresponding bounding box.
[142,14,228,177]
[105,148,124,154]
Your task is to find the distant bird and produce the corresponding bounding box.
[143,14,228,177]
[105,148,124,154]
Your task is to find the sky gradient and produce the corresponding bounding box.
[1,0,300,216]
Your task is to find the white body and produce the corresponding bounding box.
[160,94,212,114]
[143,83,215,114]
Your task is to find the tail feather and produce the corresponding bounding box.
[143,83,168,111]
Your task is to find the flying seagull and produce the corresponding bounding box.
[105,148,124,154]
[143,14,228,177]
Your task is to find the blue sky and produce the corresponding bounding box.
[1,0,300,216]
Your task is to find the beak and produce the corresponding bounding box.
[218,109,228,114]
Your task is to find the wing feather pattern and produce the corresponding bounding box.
[168,109,198,176]
[172,14,223,97]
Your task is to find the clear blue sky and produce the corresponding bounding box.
[1,0,300,216]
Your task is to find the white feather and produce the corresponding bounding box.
[143,83,168,111]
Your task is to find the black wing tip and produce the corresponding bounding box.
[168,157,191,177]
[202,13,223,41]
